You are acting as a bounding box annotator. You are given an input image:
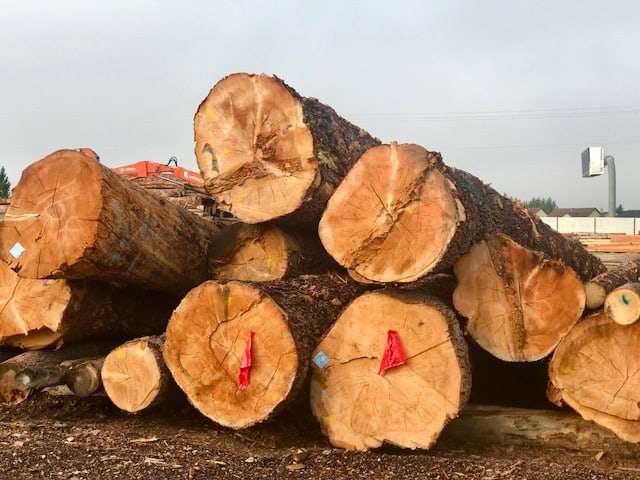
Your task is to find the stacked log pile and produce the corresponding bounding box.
[1,71,639,454]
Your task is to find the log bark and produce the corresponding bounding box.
[0,149,237,295]
[194,73,381,225]
[0,262,177,350]
[585,260,640,309]
[102,335,176,412]
[213,224,333,282]
[0,343,114,405]
[453,233,586,361]
[163,273,365,429]
[319,143,605,283]
[604,282,640,326]
[310,289,470,451]
[549,311,640,442]
[63,358,104,397]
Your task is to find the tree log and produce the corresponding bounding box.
[585,260,640,309]
[194,73,380,225]
[310,290,470,451]
[605,283,640,326]
[102,335,175,412]
[213,224,332,282]
[453,233,586,361]
[63,358,104,397]
[0,262,177,350]
[163,273,365,429]
[0,149,236,295]
[319,143,605,283]
[0,343,114,405]
[549,311,640,442]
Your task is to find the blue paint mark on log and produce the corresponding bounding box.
[622,294,630,305]
[126,254,141,273]
[110,252,121,264]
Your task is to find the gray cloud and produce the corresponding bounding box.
[1,0,638,210]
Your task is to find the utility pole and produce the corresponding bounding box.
[581,146,617,217]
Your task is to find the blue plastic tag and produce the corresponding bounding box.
[313,351,330,369]
[10,242,25,258]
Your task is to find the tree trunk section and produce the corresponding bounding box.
[194,73,380,225]
[585,259,640,309]
[0,343,114,405]
[0,149,237,295]
[453,233,586,361]
[319,143,605,283]
[163,273,365,429]
[310,289,470,451]
[102,335,176,412]
[605,282,640,326]
[549,311,640,442]
[213,224,333,282]
[63,358,104,397]
[0,261,177,350]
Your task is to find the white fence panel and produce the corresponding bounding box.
[541,217,640,234]
[557,217,596,233]
[594,217,637,234]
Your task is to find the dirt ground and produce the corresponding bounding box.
[1,395,639,480]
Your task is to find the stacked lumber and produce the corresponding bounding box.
[3,72,640,455]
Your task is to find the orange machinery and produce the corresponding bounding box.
[111,160,205,188]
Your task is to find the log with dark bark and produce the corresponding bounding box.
[213,224,333,282]
[319,143,605,283]
[0,261,177,350]
[0,343,115,404]
[310,289,470,451]
[0,149,238,295]
[549,311,640,442]
[604,282,640,326]
[453,233,586,361]
[585,259,640,309]
[163,273,365,429]
[63,358,104,397]
[194,73,380,225]
[102,335,176,412]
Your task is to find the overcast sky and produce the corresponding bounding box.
[1,0,639,210]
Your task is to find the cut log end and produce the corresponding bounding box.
[65,359,103,398]
[215,225,294,282]
[0,150,102,278]
[310,290,470,451]
[319,143,462,283]
[163,281,299,429]
[194,73,316,224]
[585,281,607,310]
[102,339,165,413]
[604,283,640,326]
[0,262,69,349]
[549,311,640,441]
[453,234,585,362]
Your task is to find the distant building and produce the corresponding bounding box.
[547,208,602,218]
[528,208,547,217]
[616,210,640,218]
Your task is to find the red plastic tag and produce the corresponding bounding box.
[237,331,255,391]
[378,330,406,375]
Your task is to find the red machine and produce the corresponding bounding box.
[111,159,204,188]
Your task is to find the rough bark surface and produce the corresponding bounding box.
[0,149,236,295]
[310,289,471,451]
[102,335,175,412]
[214,224,333,282]
[0,343,114,405]
[0,260,177,349]
[194,73,380,225]
[585,259,640,309]
[549,311,640,442]
[453,233,586,361]
[163,273,365,429]
[604,282,640,326]
[319,143,605,283]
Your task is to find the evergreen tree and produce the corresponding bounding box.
[0,166,10,198]
[525,196,557,214]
